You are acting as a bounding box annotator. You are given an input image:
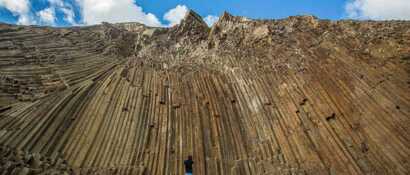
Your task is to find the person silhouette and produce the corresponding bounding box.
[184,155,194,175]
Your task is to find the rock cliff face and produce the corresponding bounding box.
[0,11,409,175]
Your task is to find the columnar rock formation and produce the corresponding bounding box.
[0,11,409,175]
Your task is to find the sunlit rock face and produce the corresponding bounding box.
[0,11,409,175]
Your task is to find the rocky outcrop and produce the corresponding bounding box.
[169,10,209,45]
[0,146,72,174]
[172,10,209,36]
[0,10,409,175]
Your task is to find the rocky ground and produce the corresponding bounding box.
[0,10,409,174]
[0,146,71,174]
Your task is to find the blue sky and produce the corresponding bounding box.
[138,0,347,23]
[0,0,409,27]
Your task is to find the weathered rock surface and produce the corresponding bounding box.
[0,11,409,175]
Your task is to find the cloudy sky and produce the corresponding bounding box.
[0,0,409,27]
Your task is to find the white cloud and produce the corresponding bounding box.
[37,7,56,24]
[17,15,31,25]
[346,0,410,20]
[75,0,162,27]
[48,0,65,7]
[1,0,218,28]
[164,5,188,27]
[0,0,29,14]
[61,7,76,24]
[47,0,77,25]
[0,0,34,25]
[204,15,219,26]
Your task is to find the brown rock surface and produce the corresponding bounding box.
[0,11,409,175]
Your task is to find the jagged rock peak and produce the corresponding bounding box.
[179,10,208,28]
[219,11,235,22]
[285,15,321,28]
[287,15,319,23]
[100,22,124,40]
[171,9,209,40]
[216,11,250,24]
[113,22,147,33]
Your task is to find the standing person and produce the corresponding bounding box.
[184,155,194,175]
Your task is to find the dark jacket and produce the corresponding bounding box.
[184,159,194,173]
